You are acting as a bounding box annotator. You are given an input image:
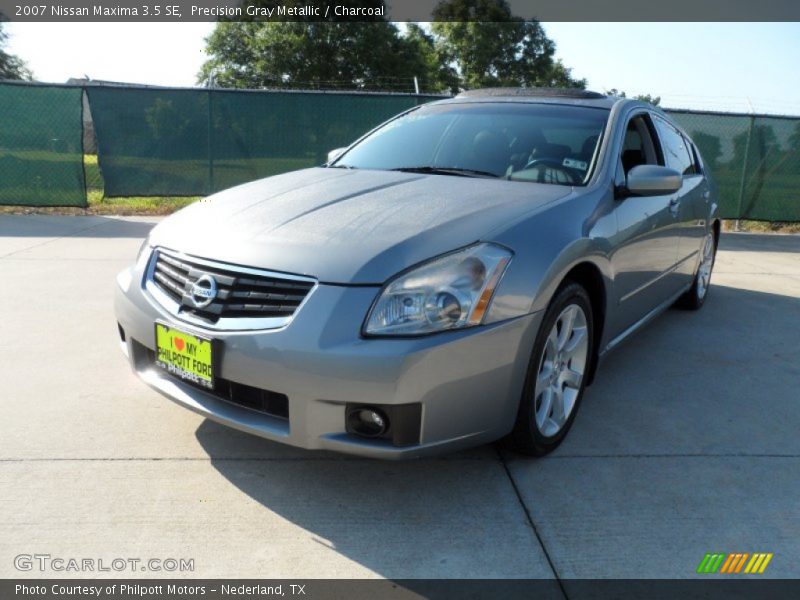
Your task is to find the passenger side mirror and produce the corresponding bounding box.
[623,164,682,197]
[327,147,347,164]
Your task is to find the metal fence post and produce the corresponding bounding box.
[734,109,756,230]
[207,74,216,195]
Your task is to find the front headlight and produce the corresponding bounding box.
[364,243,512,336]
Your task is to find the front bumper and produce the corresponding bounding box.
[114,262,542,459]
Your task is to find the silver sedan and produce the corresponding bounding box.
[115,88,719,458]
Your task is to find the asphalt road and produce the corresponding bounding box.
[1,215,798,581]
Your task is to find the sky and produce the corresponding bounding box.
[6,22,800,115]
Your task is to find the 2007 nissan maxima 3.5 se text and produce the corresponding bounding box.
[115,88,719,458]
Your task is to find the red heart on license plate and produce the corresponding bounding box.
[174,337,185,351]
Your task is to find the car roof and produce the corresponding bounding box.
[435,87,620,110]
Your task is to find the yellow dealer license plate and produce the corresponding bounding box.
[154,322,215,390]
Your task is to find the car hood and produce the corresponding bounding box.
[149,167,571,284]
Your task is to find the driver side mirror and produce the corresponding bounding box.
[327,147,347,164]
[622,164,682,197]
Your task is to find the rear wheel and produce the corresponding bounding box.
[676,230,717,310]
[508,283,593,456]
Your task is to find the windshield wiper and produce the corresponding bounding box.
[391,166,498,179]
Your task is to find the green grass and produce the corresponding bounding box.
[722,220,800,234]
[0,195,200,216]
[86,191,199,215]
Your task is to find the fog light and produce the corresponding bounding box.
[346,407,389,438]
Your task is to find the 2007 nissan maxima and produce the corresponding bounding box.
[115,88,719,458]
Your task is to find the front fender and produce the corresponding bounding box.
[484,189,616,323]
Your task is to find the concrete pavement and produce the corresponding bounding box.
[0,215,798,580]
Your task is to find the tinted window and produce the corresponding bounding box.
[620,115,660,174]
[653,117,695,175]
[335,103,609,185]
[689,141,704,174]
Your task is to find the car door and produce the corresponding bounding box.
[609,112,684,336]
[652,116,707,288]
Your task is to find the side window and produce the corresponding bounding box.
[688,140,704,175]
[653,117,695,176]
[620,114,660,175]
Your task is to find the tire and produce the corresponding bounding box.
[675,230,717,310]
[507,282,594,456]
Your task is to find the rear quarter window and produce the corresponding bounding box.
[653,116,696,176]
[688,140,704,174]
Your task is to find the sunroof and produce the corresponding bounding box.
[457,87,607,100]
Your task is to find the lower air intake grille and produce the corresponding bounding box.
[215,379,290,420]
[142,345,289,420]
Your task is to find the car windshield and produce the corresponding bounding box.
[332,102,609,186]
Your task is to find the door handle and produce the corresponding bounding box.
[669,197,680,215]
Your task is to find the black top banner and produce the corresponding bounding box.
[2,0,800,22]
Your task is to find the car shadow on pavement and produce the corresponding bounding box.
[193,280,800,579]
[192,419,550,579]
[548,280,800,458]
[0,214,158,238]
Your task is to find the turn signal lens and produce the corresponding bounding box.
[468,256,510,325]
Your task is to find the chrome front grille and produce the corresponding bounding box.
[145,248,316,330]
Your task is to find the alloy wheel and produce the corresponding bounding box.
[697,233,715,300]
[533,304,589,437]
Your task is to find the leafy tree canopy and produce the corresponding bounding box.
[606,88,661,106]
[0,24,32,80]
[431,0,585,90]
[200,0,586,93]
[200,1,429,90]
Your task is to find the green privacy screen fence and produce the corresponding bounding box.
[2,80,800,221]
[0,82,86,207]
[669,110,800,222]
[85,86,441,196]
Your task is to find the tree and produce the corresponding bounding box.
[430,0,585,91]
[634,93,661,106]
[198,0,587,93]
[403,23,459,93]
[0,24,32,80]
[199,3,433,91]
[606,89,661,106]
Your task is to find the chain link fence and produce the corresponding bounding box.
[669,110,800,221]
[0,82,86,207]
[1,81,799,221]
[85,86,441,196]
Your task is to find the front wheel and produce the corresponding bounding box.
[676,230,717,310]
[507,282,594,456]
